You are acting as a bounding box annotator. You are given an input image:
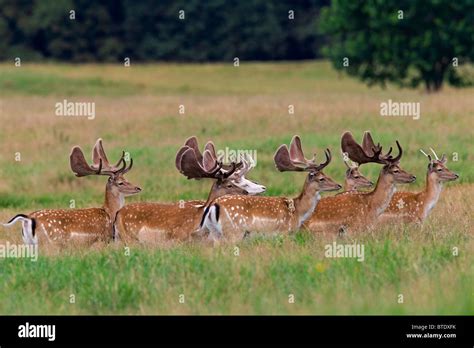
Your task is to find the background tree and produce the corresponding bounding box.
[319,0,474,92]
[0,0,328,62]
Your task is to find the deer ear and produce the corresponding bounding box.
[440,154,447,164]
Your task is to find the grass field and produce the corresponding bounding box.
[0,61,472,314]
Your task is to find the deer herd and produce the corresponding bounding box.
[3,131,459,248]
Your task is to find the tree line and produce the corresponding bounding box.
[1,0,472,91]
[0,0,328,62]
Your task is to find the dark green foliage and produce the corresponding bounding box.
[319,0,474,91]
[0,0,328,62]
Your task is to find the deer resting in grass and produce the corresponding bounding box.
[380,148,458,224]
[200,135,342,243]
[113,136,266,244]
[304,131,416,234]
[342,157,373,192]
[3,139,141,246]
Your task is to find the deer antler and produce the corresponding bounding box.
[91,139,126,171]
[362,131,393,159]
[70,139,131,177]
[202,144,220,172]
[341,131,400,165]
[204,141,217,160]
[175,146,191,172]
[184,136,203,164]
[178,147,218,179]
[216,161,243,180]
[121,157,133,174]
[274,135,331,172]
[313,149,332,172]
[175,137,219,173]
[176,137,242,181]
[389,141,403,164]
[289,135,316,166]
[342,152,358,170]
[274,144,304,172]
[420,149,432,163]
[70,147,102,177]
[232,153,255,178]
[423,148,446,164]
[429,147,439,160]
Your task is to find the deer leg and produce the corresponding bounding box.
[201,205,224,241]
[21,218,38,245]
[338,225,348,238]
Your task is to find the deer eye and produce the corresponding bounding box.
[319,177,326,182]
[354,176,359,179]
[393,169,399,173]
[118,182,124,186]
[437,168,442,172]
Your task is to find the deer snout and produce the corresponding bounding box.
[136,186,142,192]
[247,184,266,195]
[410,175,416,182]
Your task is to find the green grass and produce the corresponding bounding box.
[0,69,141,96]
[0,61,472,314]
[0,61,393,96]
[0,228,471,315]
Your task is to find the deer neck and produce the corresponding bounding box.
[367,169,396,216]
[293,180,321,227]
[203,183,220,208]
[103,185,125,220]
[344,181,354,192]
[422,172,443,212]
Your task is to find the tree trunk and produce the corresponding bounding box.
[427,61,447,92]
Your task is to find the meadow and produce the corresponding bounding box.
[0,61,472,314]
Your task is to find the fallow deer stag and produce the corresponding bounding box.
[304,131,416,234]
[342,157,373,192]
[113,136,266,244]
[3,139,141,245]
[380,148,458,223]
[200,135,341,243]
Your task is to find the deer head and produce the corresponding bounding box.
[341,131,416,184]
[176,136,266,200]
[343,157,373,190]
[274,135,341,192]
[70,138,142,196]
[420,148,459,182]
